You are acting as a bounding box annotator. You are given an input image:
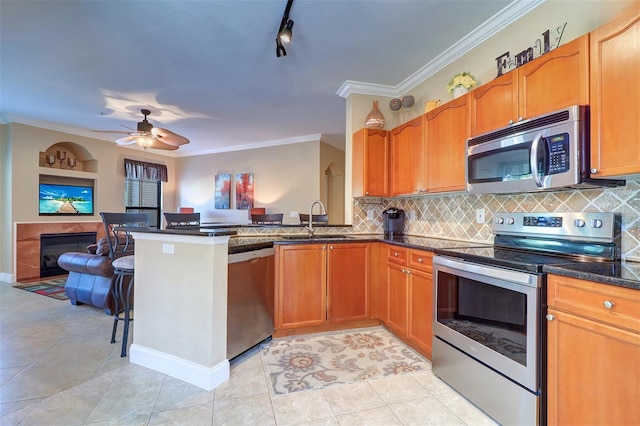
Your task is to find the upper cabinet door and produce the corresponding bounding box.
[470,71,519,136]
[426,95,469,193]
[589,2,640,179]
[518,34,589,119]
[390,115,426,196]
[470,35,589,137]
[352,128,389,197]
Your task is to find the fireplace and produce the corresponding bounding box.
[40,232,97,277]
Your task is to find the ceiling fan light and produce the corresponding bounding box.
[135,135,155,149]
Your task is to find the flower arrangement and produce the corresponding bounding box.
[446,71,477,93]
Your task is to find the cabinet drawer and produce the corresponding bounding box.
[386,246,407,266]
[408,249,433,273]
[548,274,640,333]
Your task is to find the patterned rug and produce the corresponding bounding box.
[261,327,429,395]
[13,277,68,300]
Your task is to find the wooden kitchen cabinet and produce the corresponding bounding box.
[383,245,433,359]
[589,2,640,179]
[470,34,589,136]
[426,95,469,193]
[352,128,389,197]
[275,244,326,329]
[275,243,370,331]
[546,274,640,426]
[390,115,426,196]
[327,243,370,322]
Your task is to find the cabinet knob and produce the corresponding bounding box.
[508,119,514,125]
[590,168,599,174]
[418,258,424,263]
[394,252,399,257]
[365,191,369,195]
[518,116,524,122]
[603,300,614,309]
[546,314,555,321]
[329,246,334,250]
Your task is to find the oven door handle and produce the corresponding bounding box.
[530,132,544,188]
[434,256,539,287]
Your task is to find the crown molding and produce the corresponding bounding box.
[337,0,545,99]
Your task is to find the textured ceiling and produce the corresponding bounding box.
[1,0,522,156]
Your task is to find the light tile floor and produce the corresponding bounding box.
[0,281,498,425]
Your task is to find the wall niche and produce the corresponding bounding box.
[39,141,98,173]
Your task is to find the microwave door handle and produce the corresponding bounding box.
[530,132,544,187]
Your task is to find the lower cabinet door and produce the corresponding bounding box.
[386,262,408,336]
[327,243,370,322]
[407,269,433,359]
[547,308,640,426]
[276,244,326,329]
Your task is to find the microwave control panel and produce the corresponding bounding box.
[546,133,570,174]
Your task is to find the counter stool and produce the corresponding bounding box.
[111,255,135,357]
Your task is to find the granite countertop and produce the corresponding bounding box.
[138,229,640,289]
[544,261,640,290]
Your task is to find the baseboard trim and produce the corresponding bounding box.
[129,344,229,391]
[0,272,16,283]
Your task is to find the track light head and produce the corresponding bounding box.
[279,19,294,43]
[275,0,294,58]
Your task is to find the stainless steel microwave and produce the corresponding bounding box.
[466,105,624,194]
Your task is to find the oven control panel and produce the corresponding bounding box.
[493,212,618,242]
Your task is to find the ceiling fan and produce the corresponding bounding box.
[93,109,190,150]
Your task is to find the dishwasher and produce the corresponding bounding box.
[227,247,275,359]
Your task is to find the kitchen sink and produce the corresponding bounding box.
[281,234,351,240]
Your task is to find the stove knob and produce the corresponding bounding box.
[592,219,603,228]
[574,219,586,228]
[506,217,515,225]
[495,217,504,225]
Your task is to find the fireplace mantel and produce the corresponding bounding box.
[15,222,106,282]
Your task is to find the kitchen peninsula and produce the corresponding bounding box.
[129,228,235,391]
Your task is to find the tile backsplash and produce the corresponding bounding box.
[353,178,640,261]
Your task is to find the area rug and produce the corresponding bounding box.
[13,277,68,300]
[261,327,429,395]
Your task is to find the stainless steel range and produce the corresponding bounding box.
[432,212,620,426]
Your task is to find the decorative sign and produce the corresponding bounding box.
[495,23,567,77]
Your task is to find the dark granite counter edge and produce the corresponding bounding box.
[543,264,640,290]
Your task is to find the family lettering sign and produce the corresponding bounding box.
[495,23,567,77]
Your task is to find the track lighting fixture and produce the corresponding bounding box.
[275,0,294,58]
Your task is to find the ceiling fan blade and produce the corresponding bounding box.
[115,135,139,145]
[92,129,132,134]
[151,127,190,146]
[148,138,179,150]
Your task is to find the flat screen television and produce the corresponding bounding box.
[39,183,94,216]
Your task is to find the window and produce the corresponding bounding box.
[124,179,161,228]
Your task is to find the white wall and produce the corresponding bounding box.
[175,140,344,225]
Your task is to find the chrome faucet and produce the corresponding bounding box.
[306,200,326,237]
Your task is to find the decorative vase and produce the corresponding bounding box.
[452,86,469,99]
[365,100,385,129]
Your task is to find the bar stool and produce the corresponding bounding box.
[100,212,150,358]
[111,254,135,357]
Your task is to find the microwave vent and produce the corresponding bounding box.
[468,109,571,147]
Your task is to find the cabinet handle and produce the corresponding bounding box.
[603,300,614,309]
[591,168,598,174]
[546,314,555,321]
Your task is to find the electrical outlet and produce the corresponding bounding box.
[162,243,174,254]
[476,208,485,224]
[409,210,416,220]
[290,211,298,218]
[367,209,374,220]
